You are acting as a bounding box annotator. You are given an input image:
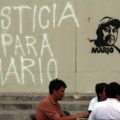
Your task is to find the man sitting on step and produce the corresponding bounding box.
[35,78,88,120]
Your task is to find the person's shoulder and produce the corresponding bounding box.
[40,95,51,105]
[90,97,98,102]
[93,100,106,109]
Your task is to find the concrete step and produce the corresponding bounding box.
[0,110,88,120]
[0,100,89,111]
[0,93,95,101]
[0,101,37,110]
[0,110,34,120]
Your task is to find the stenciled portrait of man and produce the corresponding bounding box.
[90,16,120,53]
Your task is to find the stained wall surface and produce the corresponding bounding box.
[0,0,120,93]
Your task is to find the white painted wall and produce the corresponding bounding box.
[0,0,120,93]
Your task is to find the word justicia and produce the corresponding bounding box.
[0,2,80,34]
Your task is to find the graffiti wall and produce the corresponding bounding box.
[0,0,120,93]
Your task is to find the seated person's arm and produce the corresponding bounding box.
[56,112,89,120]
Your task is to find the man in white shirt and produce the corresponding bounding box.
[88,82,120,120]
[88,83,107,113]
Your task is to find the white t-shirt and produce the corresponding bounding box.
[88,97,98,112]
[88,98,120,120]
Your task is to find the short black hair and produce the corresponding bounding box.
[105,82,120,98]
[95,83,107,94]
[49,78,67,94]
[95,83,107,101]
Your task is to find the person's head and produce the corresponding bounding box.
[105,82,120,100]
[95,17,120,46]
[95,83,107,101]
[49,78,67,100]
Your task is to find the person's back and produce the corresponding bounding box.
[88,82,120,120]
[90,98,120,120]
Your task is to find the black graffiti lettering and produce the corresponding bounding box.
[109,47,114,53]
[103,47,109,54]
[91,47,100,53]
[91,47,114,54]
